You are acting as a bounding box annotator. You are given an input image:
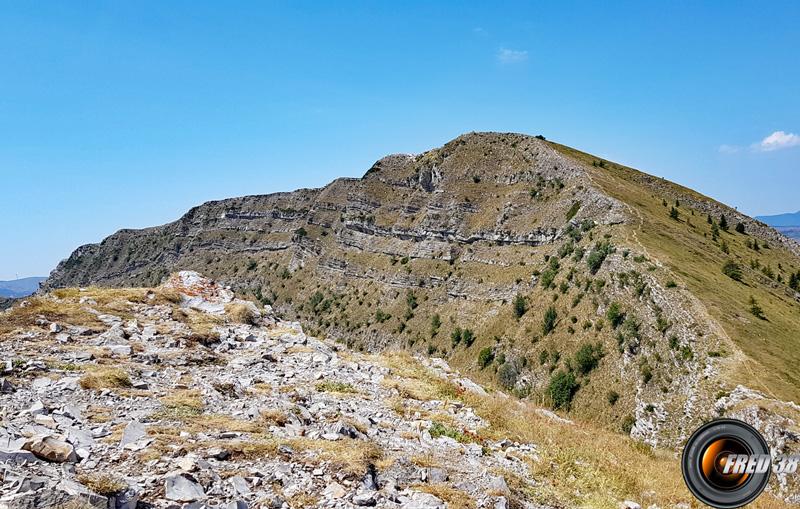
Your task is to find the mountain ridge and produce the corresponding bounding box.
[0,276,46,298]
[41,132,800,449]
[757,210,800,227]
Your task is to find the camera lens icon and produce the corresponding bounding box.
[682,419,771,508]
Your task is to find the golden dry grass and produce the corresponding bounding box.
[79,367,132,390]
[414,484,475,509]
[155,389,205,419]
[0,296,102,335]
[225,302,258,324]
[76,473,127,495]
[380,352,796,508]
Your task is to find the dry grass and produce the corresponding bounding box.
[223,438,280,459]
[225,302,258,324]
[0,296,102,335]
[377,353,703,508]
[76,473,127,495]
[177,310,223,344]
[379,351,462,402]
[287,492,319,508]
[315,380,358,394]
[79,367,132,390]
[292,437,383,477]
[153,389,205,419]
[415,484,475,509]
[260,408,289,426]
[410,453,439,468]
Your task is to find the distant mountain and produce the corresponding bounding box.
[756,211,800,239]
[757,210,800,227]
[0,277,46,298]
[43,132,800,450]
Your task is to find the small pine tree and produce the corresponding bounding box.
[735,222,746,234]
[719,214,729,231]
[790,272,800,291]
[669,207,679,220]
[722,260,743,281]
[749,296,765,320]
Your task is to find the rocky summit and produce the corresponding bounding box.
[6,132,800,507]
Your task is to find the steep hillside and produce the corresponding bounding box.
[43,133,800,448]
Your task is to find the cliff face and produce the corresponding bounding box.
[42,132,800,448]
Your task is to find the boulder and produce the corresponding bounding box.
[22,436,76,463]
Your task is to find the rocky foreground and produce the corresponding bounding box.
[0,272,554,509]
[0,272,796,509]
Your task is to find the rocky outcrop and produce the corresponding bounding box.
[35,132,800,458]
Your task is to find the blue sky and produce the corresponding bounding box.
[1,2,799,280]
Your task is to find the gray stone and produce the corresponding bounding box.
[229,475,250,495]
[164,472,205,502]
[427,467,448,483]
[353,492,377,506]
[0,449,41,464]
[119,420,146,448]
[323,481,346,499]
[27,401,46,416]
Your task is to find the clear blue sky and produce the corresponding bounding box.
[2,2,799,280]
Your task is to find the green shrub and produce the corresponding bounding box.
[462,328,476,347]
[586,241,614,274]
[478,347,494,368]
[565,201,581,221]
[451,327,462,346]
[430,314,441,337]
[719,214,728,231]
[558,241,575,259]
[548,371,578,409]
[540,268,557,289]
[497,363,519,389]
[513,294,527,319]
[542,306,557,335]
[574,343,604,375]
[622,415,636,434]
[606,302,624,329]
[607,391,619,405]
[640,362,653,384]
[375,309,391,323]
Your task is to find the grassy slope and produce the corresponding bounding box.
[553,142,800,404]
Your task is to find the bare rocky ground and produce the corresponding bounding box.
[0,273,548,509]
